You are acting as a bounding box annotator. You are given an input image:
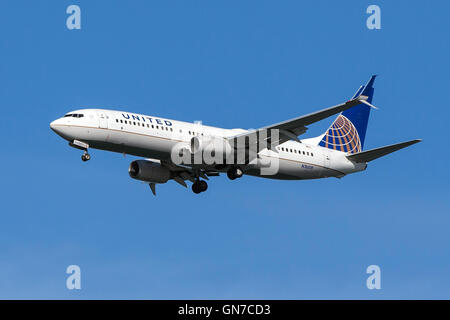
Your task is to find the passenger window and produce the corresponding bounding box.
[120,120,123,123]
[311,153,314,157]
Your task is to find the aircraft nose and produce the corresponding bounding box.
[50,119,60,133]
[50,117,76,141]
[50,118,65,136]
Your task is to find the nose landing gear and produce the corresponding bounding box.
[81,152,91,162]
[69,140,91,162]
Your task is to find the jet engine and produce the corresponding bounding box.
[128,160,171,183]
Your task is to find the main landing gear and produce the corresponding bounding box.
[227,167,243,180]
[192,179,208,194]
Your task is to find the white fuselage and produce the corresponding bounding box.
[50,109,367,180]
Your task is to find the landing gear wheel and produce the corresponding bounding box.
[227,170,236,180]
[227,167,243,180]
[81,153,91,162]
[192,180,208,194]
[192,182,201,194]
[199,180,208,192]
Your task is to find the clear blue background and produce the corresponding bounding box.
[0,0,448,299]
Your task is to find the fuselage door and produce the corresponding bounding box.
[98,112,108,129]
[322,150,331,177]
[323,150,331,167]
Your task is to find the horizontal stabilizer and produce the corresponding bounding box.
[346,139,421,163]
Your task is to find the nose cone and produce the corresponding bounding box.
[50,120,57,130]
[50,119,61,133]
[50,118,68,138]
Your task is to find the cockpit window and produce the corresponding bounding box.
[64,113,84,118]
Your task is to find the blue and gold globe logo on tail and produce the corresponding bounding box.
[318,115,361,154]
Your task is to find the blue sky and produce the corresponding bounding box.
[0,0,449,299]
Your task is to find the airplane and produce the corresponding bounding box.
[50,76,421,195]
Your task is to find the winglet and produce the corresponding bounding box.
[356,75,378,109]
[364,75,377,91]
[351,75,376,100]
[359,99,379,110]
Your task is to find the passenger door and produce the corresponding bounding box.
[98,111,108,129]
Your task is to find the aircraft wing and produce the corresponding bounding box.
[346,139,421,163]
[227,95,375,147]
[143,158,220,195]
[161,160,219,181]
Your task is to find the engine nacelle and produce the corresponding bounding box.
[190,136,233,163]
[128,160,171,183]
